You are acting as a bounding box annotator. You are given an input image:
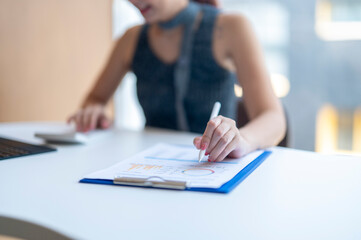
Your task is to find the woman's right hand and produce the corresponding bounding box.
[67,103,112,132]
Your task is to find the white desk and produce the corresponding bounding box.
[1,122,361,240]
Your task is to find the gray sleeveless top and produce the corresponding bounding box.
[131,4,237,133]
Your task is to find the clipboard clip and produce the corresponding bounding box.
[113,176,186,190]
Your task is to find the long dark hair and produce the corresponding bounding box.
[192,0,220,7]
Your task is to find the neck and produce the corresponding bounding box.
[158,1,200,30]
[160,0,189,23]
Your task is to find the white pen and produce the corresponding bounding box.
[198,101,221,162]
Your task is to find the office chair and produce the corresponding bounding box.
[0,216,72,240]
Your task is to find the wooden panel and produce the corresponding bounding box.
[0,0,112,122]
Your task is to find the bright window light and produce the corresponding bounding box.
[353,108,361,152]
[270,73,290,98]
[315,0,361,41]
[315,104,339,153]
[316,104,361,155]
[234,84,243,98]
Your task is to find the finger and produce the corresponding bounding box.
[215,137,238,162]
[200,116,222,151]
[74,111,83,132]
[84,107,101,132]
[208,130,234,162]
[99,115,111,129]
[227,134,248,158]
[89,110,101,131]
[67,115,75,124]
[193,136,202,149]
[207,119,231,154]
[80,108,93,132]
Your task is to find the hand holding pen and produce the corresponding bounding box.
[198,102,221,162]
[194,102,252,162]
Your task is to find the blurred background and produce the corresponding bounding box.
[1,0,360,154]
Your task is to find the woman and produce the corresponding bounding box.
[68,0,286,162]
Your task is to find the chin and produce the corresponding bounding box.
[139,5,159,24]
[143,16,160,24]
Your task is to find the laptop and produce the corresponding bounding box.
[0,136,56,161]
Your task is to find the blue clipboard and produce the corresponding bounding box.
[80,150,271,194]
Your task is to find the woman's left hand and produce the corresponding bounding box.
[193,116,252,162]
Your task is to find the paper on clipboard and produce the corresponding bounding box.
[83,143,264,189]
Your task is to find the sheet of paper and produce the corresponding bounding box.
[84,143,263,188]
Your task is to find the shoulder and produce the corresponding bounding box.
[216,13,253,37]
[118,24,143,45]
[215,13,258,54]
[116,24,144,65]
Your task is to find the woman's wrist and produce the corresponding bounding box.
[238,128,259,153]
[82,95,106,109]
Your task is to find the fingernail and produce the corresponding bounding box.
[205,152,209,156]
[201,144,206,150]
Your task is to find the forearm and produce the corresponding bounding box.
[82,69,122,108]
[239,109,286,151]
[82,26,140,108]
[82,89,109,107]
[82,45,130,108]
